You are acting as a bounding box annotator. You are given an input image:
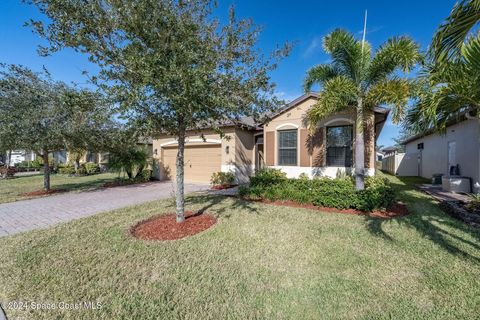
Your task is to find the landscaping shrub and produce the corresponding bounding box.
[355,176,396,211]
[0,166,16,179]
[34,156,55,169]
[84,162,100,175]
[241,172,395,212]
[15,160,41,169]
[108,147,150,180]
[210,171,235,186]
[138,168,153,182]
[250,168,287,187]
[466,194,480,213]
[57,164,75,175]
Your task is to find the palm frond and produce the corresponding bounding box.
[306,76,356,127]
[303,64,341,92]
[461,31,480,71]
[432,0,480,61]
[368,37,422,84]
[404,58,480,134]
[323,29,367,83]
[366,78,413,122]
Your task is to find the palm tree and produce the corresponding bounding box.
[405,1,480,136]
[432,0,480,67]
[304,29,421,190]
[406,55,480,134]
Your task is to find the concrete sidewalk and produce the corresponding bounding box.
[0,181,208,237]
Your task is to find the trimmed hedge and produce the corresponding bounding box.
[210,171,235,186]
[57,164,75,175]
[239,168,395,212]
[56,162,101,176]
[84,162,100,175]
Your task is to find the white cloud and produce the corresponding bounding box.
[356,25,383,36]
[303,36,322,58]
[275,91,302,103]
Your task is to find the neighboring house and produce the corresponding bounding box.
[59,139,153,167]
[401,116,480,191]
[152,92,389,183]
[376,151,384,162]
[4,150,37,166]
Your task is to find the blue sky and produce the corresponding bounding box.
[0,0,456,146]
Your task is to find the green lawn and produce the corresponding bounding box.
[0,172,120,204]
[0,175,479,319]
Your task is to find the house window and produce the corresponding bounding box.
[278,129,297,166]
[326,125,353,167]
[86,151,97,163]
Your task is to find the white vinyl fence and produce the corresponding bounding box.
[382,152,419,176]
[382,153,405,175]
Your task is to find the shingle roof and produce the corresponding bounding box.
[267,92,390,121]
[188,92,390,132]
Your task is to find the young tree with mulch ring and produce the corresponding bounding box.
[27,0,289,222]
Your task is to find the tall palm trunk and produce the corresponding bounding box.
[355,98,365,190]
[42,151,50,191]
[175,118,186,223]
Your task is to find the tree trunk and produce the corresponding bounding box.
[2,150,12,179]
[42,151,50,191]
[175,119,186,223]
[126,168,133,179]
[355,98,365,190]
[74,159,80,173]
[7,150,12,168]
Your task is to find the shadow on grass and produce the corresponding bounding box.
[363,174,480,263]
[185,193,260,218]
[53,176,120,192]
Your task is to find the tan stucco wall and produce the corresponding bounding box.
[152,127,255,182]
[234,127,255,182]
[404,118,480,188]
[264,96,375,170]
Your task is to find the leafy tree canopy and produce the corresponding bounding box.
[0,64,114,189]
[26,0,289,220]
[26,0,289,136]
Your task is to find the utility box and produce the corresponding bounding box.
[432,174,443,185]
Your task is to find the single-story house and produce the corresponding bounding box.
[2,150,37,166]
[64,138,153,167]
[152,92,390,183]
[402,116,480,192]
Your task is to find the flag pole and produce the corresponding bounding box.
[361,9,368,52]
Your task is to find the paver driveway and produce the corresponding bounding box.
[0,181,209,237]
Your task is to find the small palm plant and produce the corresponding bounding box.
[466,193,480,213]
[304,29,421,190]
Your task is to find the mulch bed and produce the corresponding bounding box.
[211,184,237,190]
[130,211,217,241]
[22,189,66,197]
[253,199,409,219]
[103,180,132,188]
[440,201,480,228]
[103,180,152,188]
